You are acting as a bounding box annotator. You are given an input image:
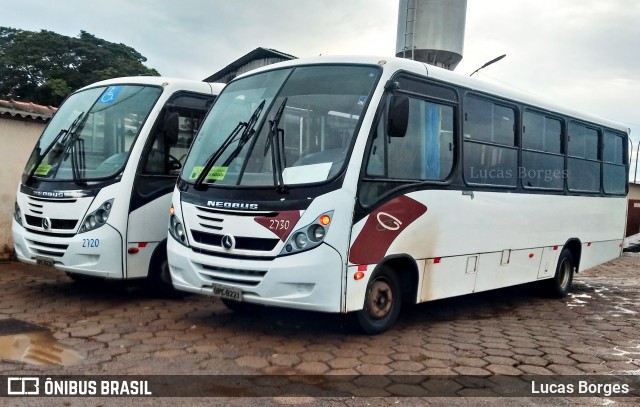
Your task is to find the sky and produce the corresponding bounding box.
[2,0,639,178]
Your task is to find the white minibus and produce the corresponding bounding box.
[167,57,628,332]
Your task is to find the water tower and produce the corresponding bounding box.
[396,0,467,70]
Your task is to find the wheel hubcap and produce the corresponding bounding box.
[366,280,393,319]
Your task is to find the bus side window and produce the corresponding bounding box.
[463,96,517,187]
[521,111,564,190]
[136,94,213,197]
[567,123,601,193]
[142,103,209,176]
[602,131,626,195]
[360,96,455,206]
[143,111,180,175]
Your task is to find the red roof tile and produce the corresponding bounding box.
[0,99,57,121]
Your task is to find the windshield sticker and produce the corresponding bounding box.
[358,96,367,106]
[34,164,51,176]
[189,166,228,181]
[282,163,332,184]
[98,86,123,104]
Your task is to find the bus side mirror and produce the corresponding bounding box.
[164,112,180,146]
[387,95,409,138]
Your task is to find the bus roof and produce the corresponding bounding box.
[239,55,628,134]
[77,76,225,97]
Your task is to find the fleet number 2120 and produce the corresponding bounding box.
[82,239,100,248]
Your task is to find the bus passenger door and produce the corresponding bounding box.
[126,93,214,278]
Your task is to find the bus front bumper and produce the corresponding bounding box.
[11,219,124,278]
[167,237,345,313]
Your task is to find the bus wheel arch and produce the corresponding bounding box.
[563,238,582,273]
[381,255,420,304]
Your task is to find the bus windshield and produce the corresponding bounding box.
[24,84,162,182]
[182,64,381,188]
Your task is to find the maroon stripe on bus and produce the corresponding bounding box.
[349,195,427,264]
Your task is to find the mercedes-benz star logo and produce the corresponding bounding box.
[221,234,235,250]
[41,218,50,230]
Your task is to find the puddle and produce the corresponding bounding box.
[0,331,83,366]
[612,305,638,315]
[607,346,640,374]
[566,292,593,307]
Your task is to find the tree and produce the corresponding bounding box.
[0,27,160,106]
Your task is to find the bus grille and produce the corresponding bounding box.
[191,230,279,252]
[195,263,267,287]
[24,215,78,230]
[25,239,68,258]
[195,212,224,231]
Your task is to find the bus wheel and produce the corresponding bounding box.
[146,259,183,297]
[356,266,402,334]
[543,248,574,298]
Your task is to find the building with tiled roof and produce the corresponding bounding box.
[0,99,57,121]
[0,99,56,258]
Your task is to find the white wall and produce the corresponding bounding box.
[0,117,45,258]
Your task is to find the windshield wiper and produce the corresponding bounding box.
[60,113,90,185]
[222,99,265,167]
[67,136,87,185]
[194,100,266,190]
[27,112,85,181]
[264,98,288,193]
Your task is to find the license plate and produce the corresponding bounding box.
[212,283,242,302]
[35,256,55,268]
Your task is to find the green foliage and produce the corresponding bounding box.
[0,27,160,106]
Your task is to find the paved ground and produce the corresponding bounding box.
[0,251,639,405]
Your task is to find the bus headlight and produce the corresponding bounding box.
[14,202,23,226]
[294,232,308,248]
[280,211,333,256]
[309,224,326,241]
[169,205,189,247]
[79,199,113,233]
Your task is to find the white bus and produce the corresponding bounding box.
[167,56,628,333]
[12,76,224,292]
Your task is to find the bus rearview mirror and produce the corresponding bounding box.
[164,112,180,146]
[387,95,409,138]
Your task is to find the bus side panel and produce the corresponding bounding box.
[579,240,624,272]
[126,192,173,278]
[474,248,542,293]
[126,242,159,280]
[348,190,626,306]
[419,256,477,302]
[386,190,626,260]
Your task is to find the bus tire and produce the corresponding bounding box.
[146,258,183,298]
[543,248,574,298]
[356,266,402,335]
